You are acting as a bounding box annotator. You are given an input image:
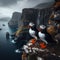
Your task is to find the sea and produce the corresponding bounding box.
[0,20,22,60]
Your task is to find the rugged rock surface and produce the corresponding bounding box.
[34,2,54,25]
[38,8,52,25]
[21,8,38,26]
[8,12,21,28]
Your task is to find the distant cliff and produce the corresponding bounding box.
[8,12,21,28]
[34,2,54,9]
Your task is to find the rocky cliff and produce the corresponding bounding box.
[8,12,21,28]
[21,3,53,27]
[8,2,55,29]
[34,2,54,25]
[38,8,52,25]
[21,8,38,26]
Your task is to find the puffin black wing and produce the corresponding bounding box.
[31,25,39,38]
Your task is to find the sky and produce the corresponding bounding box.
[0,0,55,18]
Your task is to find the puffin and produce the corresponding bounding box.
[38,25,56,45]
[28,22,38,40]
[38,25,48,44]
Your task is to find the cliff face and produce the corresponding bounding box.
[8,12,21,28]
[21,8,38,26]
[21,7,52,27]
[38,8,52,25]
[34,2,53,25]
[8,8,52,29]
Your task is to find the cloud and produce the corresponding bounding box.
[0,0,55,18]
[0,0,55,7]
[0,0,21,6]
[0,7,14,18]
[16,0,55,12]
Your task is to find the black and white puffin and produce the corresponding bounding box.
[38,25,48,44]
[28,22,38,40]
[38,25,56,45]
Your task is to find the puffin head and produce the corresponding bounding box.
[28,22,35,28]
[39,25,46,31]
